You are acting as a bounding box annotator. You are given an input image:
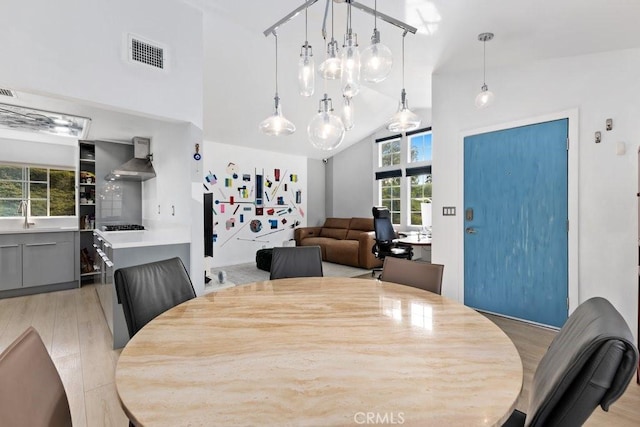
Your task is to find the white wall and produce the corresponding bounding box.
[432,48,640,340]
[0,0,203,126]
[307,158,326,227]
[203,141,308,267]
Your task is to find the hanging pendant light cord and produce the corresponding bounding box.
[374,0,378,30]
[483,39,487,86]
[305,7,308,44]
[402,32,406,89]
[274,32,279,96]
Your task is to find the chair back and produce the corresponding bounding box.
[372,206,396,243]
[380,257,444,295]
[0,327,72,427]
[270,246,323,280]
[115,257,196,338]
[524,297,639,427]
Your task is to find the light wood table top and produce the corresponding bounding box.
[116,277,522,427]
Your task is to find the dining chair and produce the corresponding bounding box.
[380,257,444,295]
[0,326,72,427]
[115,256,196,338]
[269,246,323,280]
[502,297,639,427]
[371,206,413,277]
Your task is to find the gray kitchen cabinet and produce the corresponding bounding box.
[0,232,77,295]
[0,243,22,290]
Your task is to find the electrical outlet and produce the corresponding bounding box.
[443,206,456,216]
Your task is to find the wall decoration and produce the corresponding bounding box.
[203,142,308,267]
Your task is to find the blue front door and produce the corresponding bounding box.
[463,119,568,327]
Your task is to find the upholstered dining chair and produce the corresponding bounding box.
[371,206,413,277]
[0,326,72,427]
[269,246,323,280]
[115,257,196,338]
[380,257,444,295]
[502,297,638,427]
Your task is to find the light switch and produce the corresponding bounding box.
[443,207,456,216]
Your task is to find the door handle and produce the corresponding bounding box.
[465,227,477,234]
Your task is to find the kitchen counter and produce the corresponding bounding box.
[94,227,190,249]
[0,226,79,235]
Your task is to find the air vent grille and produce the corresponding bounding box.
[129,36,165,70]
[0,88,16,97]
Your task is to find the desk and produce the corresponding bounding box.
[116,277,522,426]
[396,235,432,261]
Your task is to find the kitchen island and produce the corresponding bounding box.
[94,227,190,349]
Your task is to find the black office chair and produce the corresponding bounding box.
[115,257,196,338]
[269,246,324,280]
[371,206,413,277]
[502,297,638,427]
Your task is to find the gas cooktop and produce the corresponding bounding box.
[103,224,145,231]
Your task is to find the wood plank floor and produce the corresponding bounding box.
[0,283,638,426]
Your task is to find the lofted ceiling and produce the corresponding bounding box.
[193,0,640,160]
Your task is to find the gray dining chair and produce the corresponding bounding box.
[380,257,444,295]
[115,257,196,338]
[0,327,72,427]
[269,246,323,280]
[502,297,638,427]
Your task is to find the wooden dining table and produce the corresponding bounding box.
[115,277,523,426]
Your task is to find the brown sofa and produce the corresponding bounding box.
[294,217,381,269]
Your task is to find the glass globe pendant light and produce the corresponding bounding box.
[319,0,341,80]
[475,32,495,109]
[298,7,314,97]
[259,32,295,136]
[341,95,354,131]
[341,1,361,97]
[387,32,420,132]
[361,0,393,83]
[308,93,345,151]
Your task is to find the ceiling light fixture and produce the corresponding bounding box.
[308,93,345,151]
[298,6,315,97]
[0,103,90,138]
[386,31,420,132]
[262,0,417,148]
[475,32,495,109]
[361,0,393,83]
[319,0,341,80]
[259,32,296,136]
[341,1,361,97]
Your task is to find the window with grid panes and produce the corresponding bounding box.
[380,176,401,225]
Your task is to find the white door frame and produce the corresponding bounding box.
[458,109,580,319]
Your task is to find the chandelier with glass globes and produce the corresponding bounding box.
[259,0,419,151]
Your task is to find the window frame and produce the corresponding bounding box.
[0,163,76,218]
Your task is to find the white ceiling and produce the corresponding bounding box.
[195,0,640,160]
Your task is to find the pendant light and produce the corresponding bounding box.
[319,0,341,80]
[475,32,495,109]
[259,32,295,136]
[308,93,345,151]
[341,95,354,131]
[361,0,393,83]
[386,32,420,132]
[340,1,361,97]
[298,7,314,97]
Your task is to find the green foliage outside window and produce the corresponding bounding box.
[380,139,401,167]
[380,177,401,224]
[0,165,76,217]
[410,174,432,225]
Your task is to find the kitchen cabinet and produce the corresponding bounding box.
[79,141,99,282]
[0,232,78,295]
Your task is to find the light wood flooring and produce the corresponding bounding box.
[0,282,638,426]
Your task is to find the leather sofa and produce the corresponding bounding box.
[294,217,381,269]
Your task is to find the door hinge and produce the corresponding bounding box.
[566,137,570,150]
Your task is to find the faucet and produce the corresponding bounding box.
[17,200,35,229]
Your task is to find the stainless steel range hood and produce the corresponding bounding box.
[105,137,156,181]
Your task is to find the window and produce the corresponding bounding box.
[374,128,432,228]
[379,137,401,167]
[0,164,76,217]
[380,177,401,224]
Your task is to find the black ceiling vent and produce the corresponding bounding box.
[0,88,16,98]
[128,34,166,70]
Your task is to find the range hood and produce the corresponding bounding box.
[105,137,156,181]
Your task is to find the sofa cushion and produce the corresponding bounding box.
[299,237,335,259]
[346,217,374,240]
[320,227,348,240]
[325,240,359,267]
[323,218,352,229]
